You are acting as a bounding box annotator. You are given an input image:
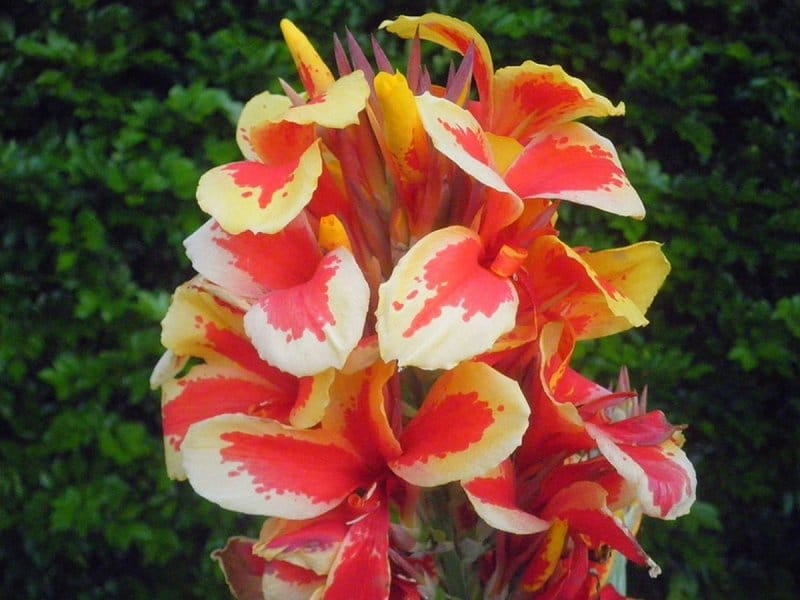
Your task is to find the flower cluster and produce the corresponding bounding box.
[152,13,696,599]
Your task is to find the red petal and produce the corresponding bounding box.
[182,415,371,519]
[184,217,321,297]
[322,503,390,600]
[505,123,644,218]
[211,537,266,600]
[462,460,550,534]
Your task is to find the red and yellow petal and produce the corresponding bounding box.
[323,361,402,467]
[184,217,321,298]
[518,519,569,593]
[541,481,659,575]
[162,364,296,479]
[262,561,325,600]
[389,362,529,486]
[415,93,513,194]
[586,424,697,520]
[256,513,349,576]
[289,369,336,430]
[244,247,370,377]
[491,61,624,142]
[236,91,294,162]
[181,414,370,519]
[462,460,551,534]
[582,241,671,320]
[280,19,335,98]
[527,236,651,340]
[161,278,273,378]
[197,140,322,235]
[381,13,494,109]
[376,226,518,370]
[505,122,645,218]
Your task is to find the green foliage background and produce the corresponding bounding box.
[2,0,797,598]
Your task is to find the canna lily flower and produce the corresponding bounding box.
[152,12,696,599]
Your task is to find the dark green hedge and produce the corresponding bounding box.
[2,1,798,598]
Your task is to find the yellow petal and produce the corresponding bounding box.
[280,19,334,97]
[582,241,671,318]
[374,71,430,183]
[196,140,322,235]
[284,71,370,129]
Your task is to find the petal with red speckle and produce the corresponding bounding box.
[505,122,645,218]
[280,19,334,98]
[377,226,518,370]
[415,93,512,194]
[197,140,322,235]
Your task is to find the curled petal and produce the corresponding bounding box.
[182,414,370,519]
[586,424,697,520]
[389,362,530,486]
[197,140,322,235]
[161,278,268,377]
[527,236,652,340]
[541,481,659,576]
[289,369,335,430]
[184,217,321,297]
[244,248,369,377]
[583,241,671,324]
[505,122,645,218]
[236,92,294,162]
[381,13,494,108]
[211,537,266,600]
[280,19,334,97]
[283,71,371,129]
[415,93,513,194]
[491,61,625,142]
[462,460,551,534]
[377,226,518,370]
